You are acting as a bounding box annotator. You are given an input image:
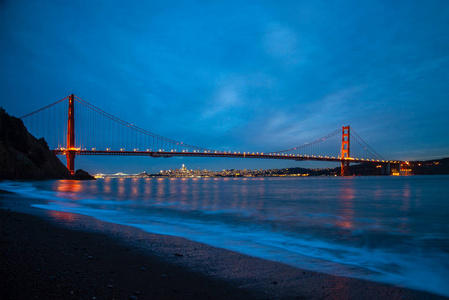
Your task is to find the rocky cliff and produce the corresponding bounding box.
[0,107,72,180]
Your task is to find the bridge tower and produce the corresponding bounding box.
[66,94,76,175]
[341,125,350,176]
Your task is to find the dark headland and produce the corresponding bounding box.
[0,108,93,180]
[1,107,448,299]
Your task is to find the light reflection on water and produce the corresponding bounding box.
[29,175,449,297]
[48,176,444,238]
[336,184,354,230]
[54,180,83,195]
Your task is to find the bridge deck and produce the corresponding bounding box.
[53,150,400,164]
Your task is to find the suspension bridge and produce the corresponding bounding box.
[20,94,401,176]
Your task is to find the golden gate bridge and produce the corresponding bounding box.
[20,94,402,176]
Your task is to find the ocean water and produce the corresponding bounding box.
[1,176,449,297]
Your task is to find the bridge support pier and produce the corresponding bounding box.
[66,151,76,175]
[341,161,350,176]
[381,163,390,175]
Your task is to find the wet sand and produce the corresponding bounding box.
[1,192,447,299]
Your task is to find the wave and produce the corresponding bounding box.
[1,180,448,297]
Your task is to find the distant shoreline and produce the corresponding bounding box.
[94,157,449,178]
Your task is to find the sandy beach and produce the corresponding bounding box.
[1,191,447,300]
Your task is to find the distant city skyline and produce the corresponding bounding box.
[1,1,448,173]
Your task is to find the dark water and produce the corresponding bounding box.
[2,175,449,296]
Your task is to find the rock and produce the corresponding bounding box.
[0,107,71,180]
[0,108,97,180]
[73,169,95,180]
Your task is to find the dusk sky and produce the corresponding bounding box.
[1,0,448,173]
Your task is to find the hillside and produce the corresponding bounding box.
[0,107,71,180]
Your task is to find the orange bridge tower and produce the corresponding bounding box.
[66,94,76,175]
[341,125,350,176]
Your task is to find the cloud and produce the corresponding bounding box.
[263,23,302,67]
[240,86,365,151]
[2,0,448,167]
[203,84,241,118]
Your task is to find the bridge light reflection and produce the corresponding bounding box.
[49,210,78,222]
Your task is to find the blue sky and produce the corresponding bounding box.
[1,0,448,173]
